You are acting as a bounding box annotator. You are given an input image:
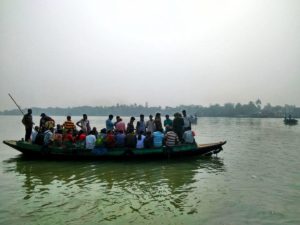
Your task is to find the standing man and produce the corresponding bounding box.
[62,115,76,132]
[115,116,126,133]
[22,109,34,142]
[146,115,156,134]
[163,114,173,131]
[173,112,184,141]
[40,113,55,130]
[136,114,146,134]
[106,114,114,131]
[182,110,191,131]
[76,114,91,134]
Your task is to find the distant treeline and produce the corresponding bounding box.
[0,100,299,118]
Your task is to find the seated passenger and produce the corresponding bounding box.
[35,129,44,145]
[85,131,96,150]
[76,130,86,141]
[182,128,195,144]
[63,129,74,143]
[105,130,116,148]
[43,128,54,147]
[136,131,146,149]
[125,132,137,148]
[144,131,153,148]
[53,124,63,146]
[31,126,39,144]
[99,128,107,139]
[153,129,164,148]
[115,130,126,147]
[92,127,98,138]
[165,127,179,147]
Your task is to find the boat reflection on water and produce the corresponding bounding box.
[3,156,225,217]
[6,156,224,192]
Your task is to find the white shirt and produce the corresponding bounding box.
[136,135,146,149]
[85,134,96,149]
[183,130,194,144]
[183,116,191,128]
[31,129,38,143]
[146,120,156,133]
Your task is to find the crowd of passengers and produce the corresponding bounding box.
[22,109,195,150]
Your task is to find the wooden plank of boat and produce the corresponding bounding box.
[2,140,226,160]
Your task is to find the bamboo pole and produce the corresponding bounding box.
[8,93,25,115]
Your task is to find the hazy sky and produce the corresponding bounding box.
[1,0,299,110]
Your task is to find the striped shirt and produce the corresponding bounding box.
[63,120,76,130]
[165,131,179,147]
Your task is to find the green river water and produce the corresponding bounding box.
[0,116,299,225]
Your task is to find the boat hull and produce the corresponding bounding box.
[3,140,226,160]
[284,118,298,125]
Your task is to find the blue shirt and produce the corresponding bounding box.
[106,119,114,131]
[43,130,53,145]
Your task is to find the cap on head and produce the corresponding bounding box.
[40,113,46,117]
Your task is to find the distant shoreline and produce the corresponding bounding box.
[1,101,299,118]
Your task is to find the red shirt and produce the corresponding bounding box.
[78,133,86,141]
[64,133,74,142]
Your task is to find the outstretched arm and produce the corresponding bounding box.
[76,120,82,128]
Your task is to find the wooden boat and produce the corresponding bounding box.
[3,140,226,160]
[284,118,298,125]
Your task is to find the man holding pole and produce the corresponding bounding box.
[22,109,34,142]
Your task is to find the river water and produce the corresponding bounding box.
[0,116,299,225]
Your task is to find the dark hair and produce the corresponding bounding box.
[109,114,113,119]
[67,115,71,120]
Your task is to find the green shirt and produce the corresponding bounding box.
[164,118,173,127]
